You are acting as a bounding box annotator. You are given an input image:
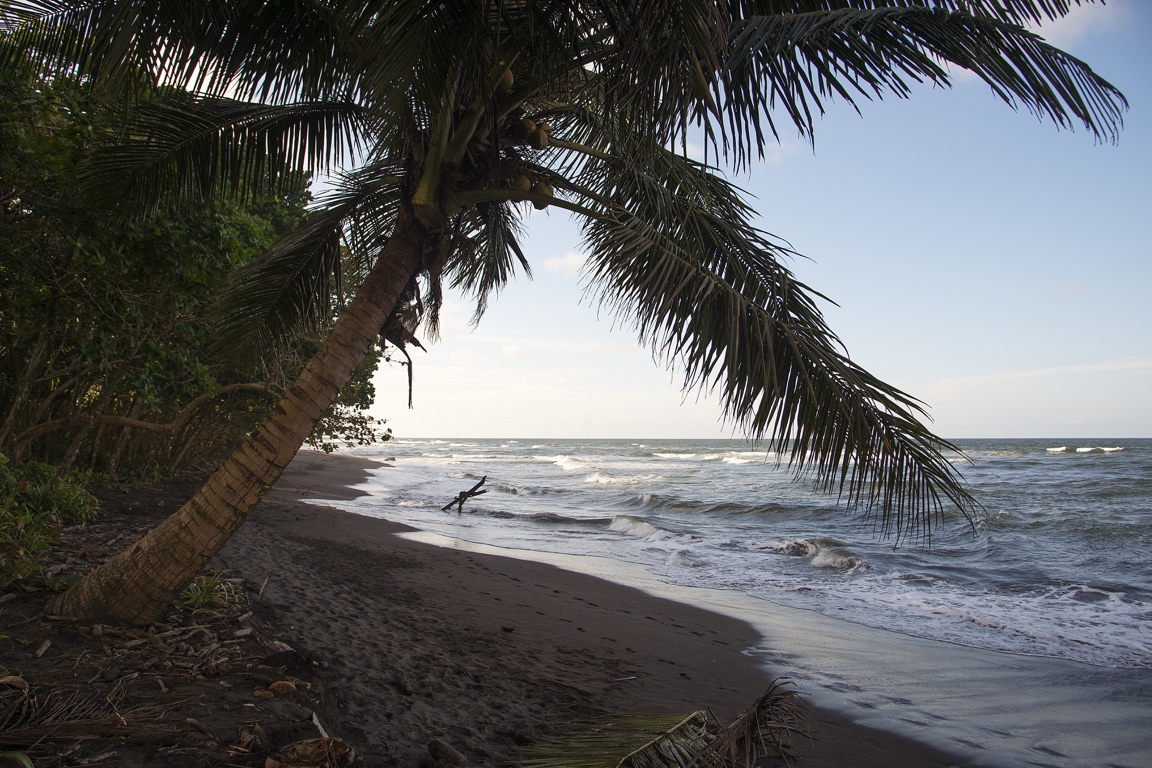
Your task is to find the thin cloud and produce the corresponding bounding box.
[1056,282,1092,297]
[543,250,587,278]
[1028,1,1130,49]
[938,358,1152,387]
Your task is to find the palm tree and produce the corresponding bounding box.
[1,0,1124,625]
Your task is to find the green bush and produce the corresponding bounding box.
[0,453,98,588]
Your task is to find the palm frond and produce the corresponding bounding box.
[520,711,713,768]
[568,133,974,537]
[699,679,807,767]
[0,0,360,102]
[80,93,369,218]
[445,200,531,324]
[719,7,1125,165]
[210,164,404,360]
[0,685,161,747]
[519,680,805,768]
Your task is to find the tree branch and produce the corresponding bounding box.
[15,383,279,448]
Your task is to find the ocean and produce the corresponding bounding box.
[342,437,1151,670]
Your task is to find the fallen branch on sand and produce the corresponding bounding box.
[442,476,487,512]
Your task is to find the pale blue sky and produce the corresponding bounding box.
[371,1,1151,440]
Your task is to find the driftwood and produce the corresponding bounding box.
[442,476,487,512]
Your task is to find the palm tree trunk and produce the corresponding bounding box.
[46,211,431,625]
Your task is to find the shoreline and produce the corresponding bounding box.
[218,450,971,766]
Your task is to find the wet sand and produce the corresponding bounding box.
[215,450,971,766]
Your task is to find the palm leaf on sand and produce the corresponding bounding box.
[0,685,161,748]
[520,680,805,768]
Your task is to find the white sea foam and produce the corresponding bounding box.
[653,452,723,461]
[546,455,583,472]
[584,472,665,485]
[609,515,663,539]
[352,436,1151,668]
[811,548,864,570]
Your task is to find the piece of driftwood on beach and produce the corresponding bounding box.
[442,476,487,512]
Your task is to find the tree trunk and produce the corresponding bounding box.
[46,211,430,625]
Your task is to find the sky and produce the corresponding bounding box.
[369,1,1151,440]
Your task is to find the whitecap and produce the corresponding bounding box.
[584,472,665,485]
[1046,446,1069,453]
[811,548,864,570]
[609,515,662,539]
[653,452,724,461]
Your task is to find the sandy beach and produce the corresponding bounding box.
[212,450,969,766]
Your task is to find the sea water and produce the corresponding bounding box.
[341,437,1151,670]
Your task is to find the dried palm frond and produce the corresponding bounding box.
[520,711,713,768]
[692,680,807,768]
[519,680,807,768]
[0,686,158,747]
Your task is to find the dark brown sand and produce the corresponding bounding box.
[216,450,967,767]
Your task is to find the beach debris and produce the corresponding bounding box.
[33,639,51,658]
[519,679,806,768]
[268,681,297,696]
[265,736,355,768]
[426,738,468,767]
[262,649,317,675]
[0,686,158,748]
[0,676,28,692]
[311,712,330,739]
[232,722,267,754]
[442,476,487,512]
[185,717,216,739]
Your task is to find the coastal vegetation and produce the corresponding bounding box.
[0,1,1126,630]
[0,61,389,478]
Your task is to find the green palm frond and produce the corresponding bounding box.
[4,0,1128,537]
[211,163,404,359]
[446,200,531,324]
[720,7,1125,161]
[563,130,972,535]
[582,1,1124,168]
[80,93,370,217]
[0,0,358,101]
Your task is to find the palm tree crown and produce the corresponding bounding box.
[0,0,1126,620]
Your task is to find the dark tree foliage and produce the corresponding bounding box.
[0,63,389,477]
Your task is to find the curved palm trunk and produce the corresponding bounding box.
[46,211,431,625]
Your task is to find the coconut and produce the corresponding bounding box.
[517,118,536,136]
[529,128,549,150]
[531,182,553,209]
[496,68,514,94]
[512,175,532,192]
